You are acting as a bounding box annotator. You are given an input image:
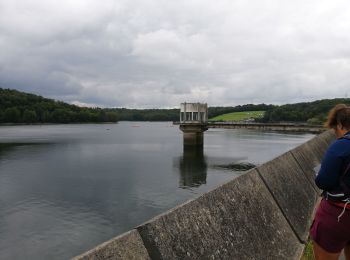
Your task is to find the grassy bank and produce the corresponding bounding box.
[301,238,314,260]
[209,111,265,121]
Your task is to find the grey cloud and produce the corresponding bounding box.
[1,0,350,107]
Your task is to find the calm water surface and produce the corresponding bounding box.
[0,122,314,259]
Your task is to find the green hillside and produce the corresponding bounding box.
[208,104,273,118]
[210,99,350,124]
[0,88,118,123]
[262,98,350,124]
[209,111,265,121]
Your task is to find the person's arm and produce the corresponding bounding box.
[315,142,343,191]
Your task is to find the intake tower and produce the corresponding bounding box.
[179,102,208,146]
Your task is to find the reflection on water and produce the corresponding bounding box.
[0,143,31,157]
[177,146,207,188]
[0,143,16,157]
[0,123,315,260]
[0,143,51,163]
[175,146,254,189]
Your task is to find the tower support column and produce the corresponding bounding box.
[180,124,208,146]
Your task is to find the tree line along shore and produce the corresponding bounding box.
[1,87,349,124]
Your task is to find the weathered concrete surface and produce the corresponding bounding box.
[256,151,318,243]
[291,143,323,193]
[319,129,336,146]
[137,169,303,260]
[180,103,208,123]
[290,130,335,194]
[72,230,150,260]
[306,130,335,162]
[180,124,208,146]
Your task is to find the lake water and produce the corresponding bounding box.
[0,122,314,259]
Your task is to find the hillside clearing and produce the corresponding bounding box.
[209,111,265,121]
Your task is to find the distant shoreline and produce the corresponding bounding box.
[0,122,119,126]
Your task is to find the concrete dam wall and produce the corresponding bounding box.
[208,122,325,134]
[73,130,335,260]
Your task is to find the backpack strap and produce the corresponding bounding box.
[340,135,350,196]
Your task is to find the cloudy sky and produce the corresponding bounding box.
[0,0,350,108]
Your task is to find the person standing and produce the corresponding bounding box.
[311,104,350,260]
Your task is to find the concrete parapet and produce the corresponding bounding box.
[318,129,336,146]
[72,230,150,260]
[306,130,334,162]
[137,170,303,260]
[256,151,318,243]
[290,143,322,193]
[290,130,335,194]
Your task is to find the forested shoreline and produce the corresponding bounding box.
[261,98,350,124]
[1,87,349,124]
[0,88,118,123]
